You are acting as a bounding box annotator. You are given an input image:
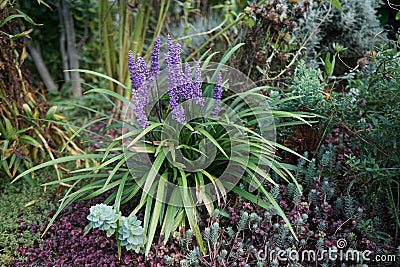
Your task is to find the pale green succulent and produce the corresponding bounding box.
[118,215,145,250]
[87,203,120,237]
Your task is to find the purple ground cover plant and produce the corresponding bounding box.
[13,196,146,267]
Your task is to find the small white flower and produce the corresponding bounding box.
[349,88,360,96]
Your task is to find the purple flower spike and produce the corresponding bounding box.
[128,51,150,129]
[135,55,148,86]
[184,62,194,100]
[166,36,180,67]
[172,43,185,98]
[151,36,160,79]
[172,106,186,124]
[213,72,223,116]
[128,51,136,89]
[193,61,204,107]
[129,37,225,125]
[165,35,186,124]
[134,55,150,128]
[167,35,173,56]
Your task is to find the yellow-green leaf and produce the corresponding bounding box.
[19,135,43,148]
[22,103,33,118]
[46,106,58,120]
[332,0,342,12]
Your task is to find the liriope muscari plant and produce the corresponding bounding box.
[116,35,307,255]
[15,35,311,257]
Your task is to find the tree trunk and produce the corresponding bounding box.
[24,40,58,90]
[61,0,81,97]
[58,4,71,83]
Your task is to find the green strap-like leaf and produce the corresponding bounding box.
[13,154,104,183]
[114,171,130,211]
[145,173,167,256]
[160,188,181,243]
[142,150,165,196]
[179,170,205,255]
[196,127,228,158]
[19,135,43,148]
[67,69,128,89]
[125,122,163,148]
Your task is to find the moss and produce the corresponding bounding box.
[0,170,56,266]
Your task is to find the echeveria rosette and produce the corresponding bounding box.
[118,216,145,251]
[87,204,120,237]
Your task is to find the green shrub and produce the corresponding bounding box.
[339,36,400,240]
[295,0,385,68]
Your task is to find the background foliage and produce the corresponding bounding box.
[0,1,83,185]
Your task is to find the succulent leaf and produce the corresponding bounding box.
[118,215,145,250]
[87,204,120,236]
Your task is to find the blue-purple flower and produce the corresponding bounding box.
[184,62,194,100]
[150,36,160,79]
[128,52,151,129]
[165,36,186,124]
[213,72,223,116]
[128,36,223,125]
[128,51,136,88]
[193,61,204,106]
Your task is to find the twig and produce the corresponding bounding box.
[387,0,400,11]
[186,0,268,61]
[333,215,355,236]
[260,1,333,83]
[175,18,227,42]
[340,123,389,157]
[338,53,360,72]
